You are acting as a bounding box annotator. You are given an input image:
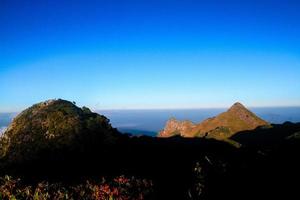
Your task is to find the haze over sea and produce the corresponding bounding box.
[101,107,300,136]
[1,107,300,137]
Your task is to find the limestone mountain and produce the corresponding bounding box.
[158,102,269,139]
[158,118,196,137]
[0,99,119,164]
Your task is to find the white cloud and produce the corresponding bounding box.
[0,126,7,136]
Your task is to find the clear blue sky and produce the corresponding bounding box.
[0,0,300,112]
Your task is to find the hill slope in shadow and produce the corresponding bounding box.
[0,99,299,199]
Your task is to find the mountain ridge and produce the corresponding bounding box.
[158,102,269,139]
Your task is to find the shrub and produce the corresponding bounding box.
[0,175,153,200]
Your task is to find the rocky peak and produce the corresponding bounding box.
[158,118,195,137]
[227,102,268,128]
[228,102,247,111]
[158,102,269,139]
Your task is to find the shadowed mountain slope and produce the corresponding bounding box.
[0,99,119,165]
[0,100,299,200]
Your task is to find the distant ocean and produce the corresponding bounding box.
[0,113,17,135]
[99,107,300,136]
[1,107,300,136]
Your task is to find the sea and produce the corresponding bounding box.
[1,107,300,137]
[99,107,300,136]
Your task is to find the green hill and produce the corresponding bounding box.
[0,99,119,165]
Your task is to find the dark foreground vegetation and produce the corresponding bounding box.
[1,100,300,199]
[0,175,153,200]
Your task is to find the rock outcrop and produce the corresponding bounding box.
[159,118,196,137]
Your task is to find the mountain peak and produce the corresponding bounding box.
[158,102,269,139]
[158,118,195,137]
[229,102,247,110]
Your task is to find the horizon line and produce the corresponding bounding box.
[95,105,300,111]
[1,104,300,113]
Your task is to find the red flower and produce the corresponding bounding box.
[99,184,111,194]
[114,176,129,184]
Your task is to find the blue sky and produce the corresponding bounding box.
[0,0,300,112]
